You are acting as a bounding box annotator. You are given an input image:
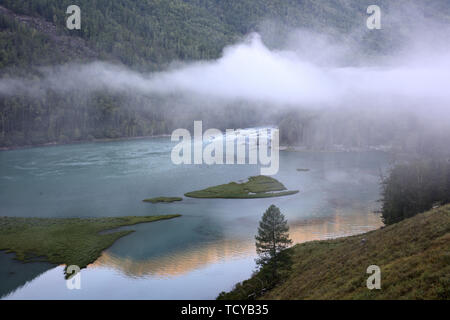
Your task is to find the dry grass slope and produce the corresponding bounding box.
[223,205,450,299]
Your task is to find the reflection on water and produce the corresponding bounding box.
[0,252,54,298]
[0,137,390,299]
[1,209,383,300]
[93,238,253,278]
[289,208,383,243]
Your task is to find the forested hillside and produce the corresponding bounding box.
[0,0,449,148]
[0,0,402,70]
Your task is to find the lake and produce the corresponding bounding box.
[0,137,388,299]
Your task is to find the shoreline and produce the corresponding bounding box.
[280,145,393,153]
[1,134,393,154]
[0,134,171,152]
[218,206,450,300]
[0,215,181,271]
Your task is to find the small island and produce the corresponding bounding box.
[143,197,183,203]
[0,215,180,274]
[185,175,299,199]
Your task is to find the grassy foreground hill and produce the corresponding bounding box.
[220,205,450,300]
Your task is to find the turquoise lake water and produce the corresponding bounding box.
[0,137,389,299]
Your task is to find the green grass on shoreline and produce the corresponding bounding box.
[184,176,299,199]
[143,197,183,203]
[0,215,180,273]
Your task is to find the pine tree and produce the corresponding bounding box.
[255,204,292,283]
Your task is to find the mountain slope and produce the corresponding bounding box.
[1,0,450,148]
[220,205,450,299]
[2,0,449,70]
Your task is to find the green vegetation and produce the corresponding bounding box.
[218,204,293,300]
[184,176,299,199]
[0,0,410,70]
[0,214,180,273]
[219,205,450,300]
[255,205,292,286]
[381,160,450,225]
[143,197,182,203]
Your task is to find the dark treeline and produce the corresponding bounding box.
[0,92,167,146]
[0,89,264,147]
[381,160,450,225]
[2,87,450,154]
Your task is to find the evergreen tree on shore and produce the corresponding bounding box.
[255,204,292,284]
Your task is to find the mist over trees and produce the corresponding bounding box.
[1,0,450,152]
[381,160,450,225]
[0,0,413,70]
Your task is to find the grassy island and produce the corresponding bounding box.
[143,197,183,203]
[0,215,180,273]
[185,175,299,199]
